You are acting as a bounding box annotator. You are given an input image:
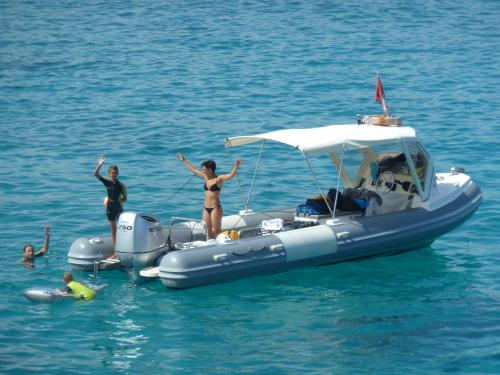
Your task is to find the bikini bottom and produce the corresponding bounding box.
[204,205,221,215]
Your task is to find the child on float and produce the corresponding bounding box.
[56,272,96,300]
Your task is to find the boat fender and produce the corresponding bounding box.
[22,287,62,303]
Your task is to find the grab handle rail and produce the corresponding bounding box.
[168,216,207,247]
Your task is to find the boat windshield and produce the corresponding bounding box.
[404,142,429,194]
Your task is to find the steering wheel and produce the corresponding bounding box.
[376,171,395,194]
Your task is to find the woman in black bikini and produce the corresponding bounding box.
[177,152,241,239]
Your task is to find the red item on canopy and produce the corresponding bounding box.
[375,76,385,104]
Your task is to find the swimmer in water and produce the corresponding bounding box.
[17,225,50,269]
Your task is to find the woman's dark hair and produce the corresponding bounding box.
[23,244,34,252]
[201,160,216,172]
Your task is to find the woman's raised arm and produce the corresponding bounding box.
[177,152,205,179]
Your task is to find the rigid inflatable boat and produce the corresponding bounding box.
[68,116,482,289]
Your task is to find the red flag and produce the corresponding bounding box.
[374,75,389,115]
[374,75,385,104]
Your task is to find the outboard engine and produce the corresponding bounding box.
[116,212,168,270]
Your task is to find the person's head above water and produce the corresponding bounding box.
[23,244,35,260]
[18,225,50,267]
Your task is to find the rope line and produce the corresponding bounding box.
[164,173,197,204]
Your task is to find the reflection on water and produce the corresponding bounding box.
[98,285,148,371]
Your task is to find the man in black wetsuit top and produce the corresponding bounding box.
[94,155,127,258]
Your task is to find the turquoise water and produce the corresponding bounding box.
[1,0,499,373]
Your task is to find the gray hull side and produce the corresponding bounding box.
[67,236,117,271]
[329,180,482,264]
[159,182,481,289]
[159,235,288,289]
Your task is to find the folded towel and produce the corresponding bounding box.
[261,218,284,232]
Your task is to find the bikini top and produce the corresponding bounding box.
[204,182,221,192]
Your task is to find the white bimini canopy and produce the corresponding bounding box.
[225,124,417,157]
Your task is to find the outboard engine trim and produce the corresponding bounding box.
[116,212,168,270]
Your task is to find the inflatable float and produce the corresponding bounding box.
[23,284,108,302]
[23,287,62,303]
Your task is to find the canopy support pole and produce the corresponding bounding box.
[332,142,346,220]
[225,143,247,207]
[303,153,333,216]
[245,140,265,210]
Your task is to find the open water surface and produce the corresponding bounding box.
[1,1,500,373]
